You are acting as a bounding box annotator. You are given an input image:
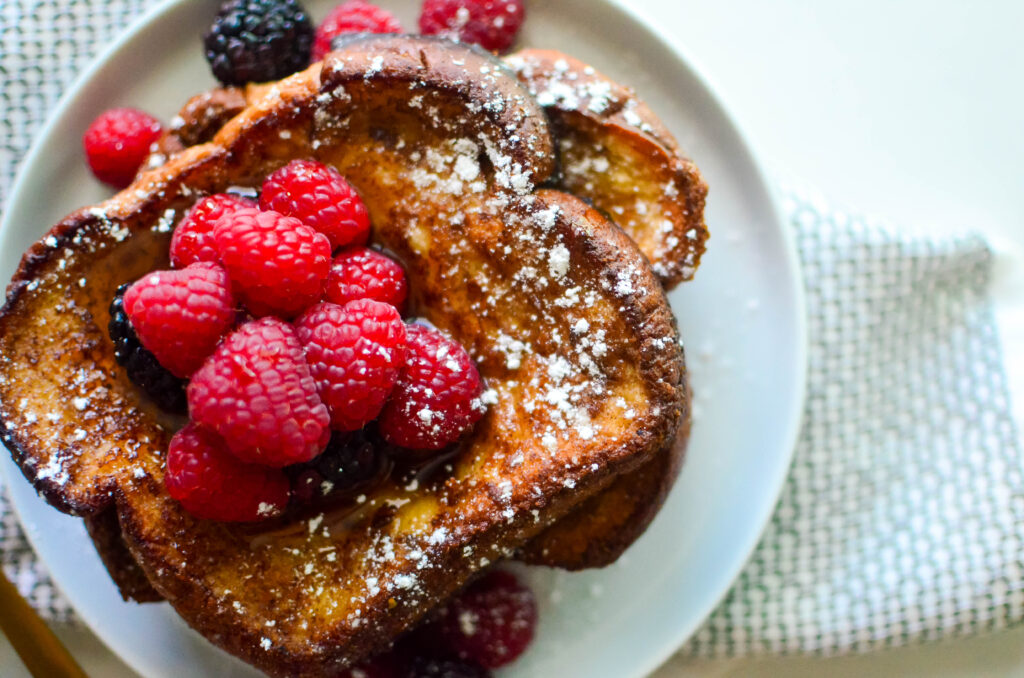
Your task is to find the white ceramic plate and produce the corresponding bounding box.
[0,1,806,676]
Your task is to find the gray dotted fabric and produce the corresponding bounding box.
[0,0,150,209]
[1,0,154,625]
[686,190,1024,655]
[1,0,1022,658]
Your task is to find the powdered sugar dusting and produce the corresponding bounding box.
[0,40,685,663]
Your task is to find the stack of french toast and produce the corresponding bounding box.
[0,34,706,676]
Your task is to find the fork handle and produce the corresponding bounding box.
[0,570,88,678]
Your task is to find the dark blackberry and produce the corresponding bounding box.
[203,0,313,86]
[288,429,386,505]
[109,284,188,414]
[404,657,491,678]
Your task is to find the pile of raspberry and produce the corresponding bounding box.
[113,159,487,524]
[343,570,538,678]
[83,1,527,189]
[207,0,526,84]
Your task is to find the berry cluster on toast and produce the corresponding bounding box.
[143,39,708,573]
[0,17,706,678]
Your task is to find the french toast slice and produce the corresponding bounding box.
[150,48,711,290]
[509,48,704,567]
[517,403,691,570]
[507,48,709,288]
[0,36,687,675]
[136,44,702,575]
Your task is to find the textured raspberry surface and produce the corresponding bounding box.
[378,324,485,451]
[122,263,236,378]
[295,300,406,431]
[213,206,331,318]
[188,318,331,467]
[337,652,403,678]
[312,1,404,62]
[403,657,491,678]
[324,247,408,311]
[170,193,255,268]
[260,159,370,250]
[438,571,536,669]
[82,107,163,188]
[418,0,525,53]
[164,423,291,522]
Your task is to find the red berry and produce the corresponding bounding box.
[165,423,290,522]
[188,318,331,467]
[312,1,404,62]
[83,108,163,188]
[418,0,525,53]
[339,653,402,678]
[378,324,485,451]
[122,263,236,378]
[213,206,331,318]
[260,160,370,250]
[324,247,408,311]
[170,194,255,268]
[438,571,536,669]
[404,657,491,678]
[295,300,406,432]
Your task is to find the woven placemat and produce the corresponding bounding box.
[684,189,1023,656]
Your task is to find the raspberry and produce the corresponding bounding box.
[378,324,485,451]
[204,0,313,86]
[403,657,491,678]
[260,160,370,250]
[109,284,188,414]
[82,108,163,188]
[312,1,404,62]
[170,194,255,268]
[295,300,406,431]
[340,653,404,678]
[324,247,408,311]
[437,571,536,669]
[165,423,290,522]
[122,263,236,378]
[418,0,525,53]
[213,206,331,318]
[188,318,331,467]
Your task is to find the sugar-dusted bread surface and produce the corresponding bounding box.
[0,36,688,676]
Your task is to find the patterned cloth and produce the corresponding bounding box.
[684,190,1024,656]
[1,0,1022,658]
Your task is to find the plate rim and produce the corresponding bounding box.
[595,5,807,675]
[0,0,808,675]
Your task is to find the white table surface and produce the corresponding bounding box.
[4,0,1024,676]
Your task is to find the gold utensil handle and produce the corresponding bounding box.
[0,570,88,678]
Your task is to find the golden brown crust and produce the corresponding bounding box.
[520,379,691,570]
[155,87,247,156]
[83,508,162,603]
[0,37,686,675]
[150,83,292,163]
[133,43,703,574]
[507,49,709,288]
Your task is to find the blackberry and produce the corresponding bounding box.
[288,429,386,505]
[404,657,492,678]
[109,284,188,414]
[203,0,313,86]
